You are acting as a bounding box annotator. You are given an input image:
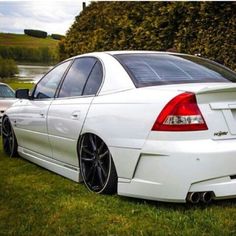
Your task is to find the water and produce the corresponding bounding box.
[17,64,52,82]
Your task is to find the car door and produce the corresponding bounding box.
[47,57,103,166]
[15,60,71,157]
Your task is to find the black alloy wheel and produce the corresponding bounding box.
[79,133,117,194]
[2,116,18,157]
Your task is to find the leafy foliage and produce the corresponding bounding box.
[60,2,236,71]
[24,29,47,38]
[0,46,58,63]
[0,57,18,78]
[51,34,65,40]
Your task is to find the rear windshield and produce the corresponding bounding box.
[114,53,236,87]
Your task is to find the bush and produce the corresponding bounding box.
[0,46,58,63]
[24,29,47,38]
[0,58,18,78]
[60,2,236,71]
[51,34,65,40]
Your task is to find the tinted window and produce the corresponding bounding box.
[0,85,14,98]
[115,54,236,87]
[34,61,70,99]
[59,57,96,98]
[83,62,103,95]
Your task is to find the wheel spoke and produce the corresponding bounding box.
[1,129,8,137]
[9,138,13,152]
[90,166,97,186]
[82,146,94,156]
[2,123,9,136]
[81,156,94,162]
[3,137,9,150]
[99,150,109,159]
[97,166,105,187]
[86,163,96,181]
[89,134,97,151]
[98,141,105,153]
[98,161,107,178]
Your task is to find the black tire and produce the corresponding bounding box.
[2,116,18,157]
[79,133,117,194]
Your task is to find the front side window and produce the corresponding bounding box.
[0,85,14,98]
[115,53,236,87]
[58,57,97,98]
[33,61,71,99]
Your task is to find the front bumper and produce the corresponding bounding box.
[118,138,236,202]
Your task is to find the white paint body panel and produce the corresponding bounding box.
[5,51,236,202]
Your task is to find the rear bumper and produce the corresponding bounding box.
[118,138,236,202]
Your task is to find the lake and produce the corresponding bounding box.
[17,64,52,82]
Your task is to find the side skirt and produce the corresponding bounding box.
[18,146,83,182]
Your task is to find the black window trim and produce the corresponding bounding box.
[32,59,73,100]
[55,56,104,99]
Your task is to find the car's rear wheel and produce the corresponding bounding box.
[2,116,18,157]
[79,133,117,194]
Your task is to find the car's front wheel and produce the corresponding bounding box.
[2,116,18,157]
[79,133,117,194]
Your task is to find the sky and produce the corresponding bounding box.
[0,0,88,35]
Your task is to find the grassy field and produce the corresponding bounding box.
[2,145,236,236]
[1,81,236,235]
[0,33,58,49]
[0,79,34,91]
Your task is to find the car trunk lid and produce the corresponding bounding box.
[182,83,236,139]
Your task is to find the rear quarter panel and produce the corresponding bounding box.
[81,87,180,179]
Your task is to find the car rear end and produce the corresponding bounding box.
[113,52,236,203]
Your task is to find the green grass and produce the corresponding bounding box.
[1,144,236,235]
[1,81,236,235]
[0,79,34,90]
[0,33,58,50]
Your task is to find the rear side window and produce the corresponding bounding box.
[83,61,103,95]
[115,54,236,87]
[59,57,96,98]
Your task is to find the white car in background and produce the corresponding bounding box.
[0,83,16,131]
[2,51,236,203]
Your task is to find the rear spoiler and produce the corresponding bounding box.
[193,84,236,95]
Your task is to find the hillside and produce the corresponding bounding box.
[0,33,58,49]
[0,33,59,63]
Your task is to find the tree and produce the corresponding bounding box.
[60,2,236,71]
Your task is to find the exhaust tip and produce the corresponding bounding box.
[187,192,201,204]
[201,191,213,204]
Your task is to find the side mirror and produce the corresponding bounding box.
[15,89,30,99]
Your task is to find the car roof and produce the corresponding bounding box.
[68,51,191,60]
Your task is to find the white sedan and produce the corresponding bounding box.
[0,83,16,131]
[3,51,236,203]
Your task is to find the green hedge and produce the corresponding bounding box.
[0,46,58,63]
[51,34,65,40]
[59,2,236,71]
[0,58,18,78]
[24,29,47,38]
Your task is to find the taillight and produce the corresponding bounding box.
[152,92,208,131]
